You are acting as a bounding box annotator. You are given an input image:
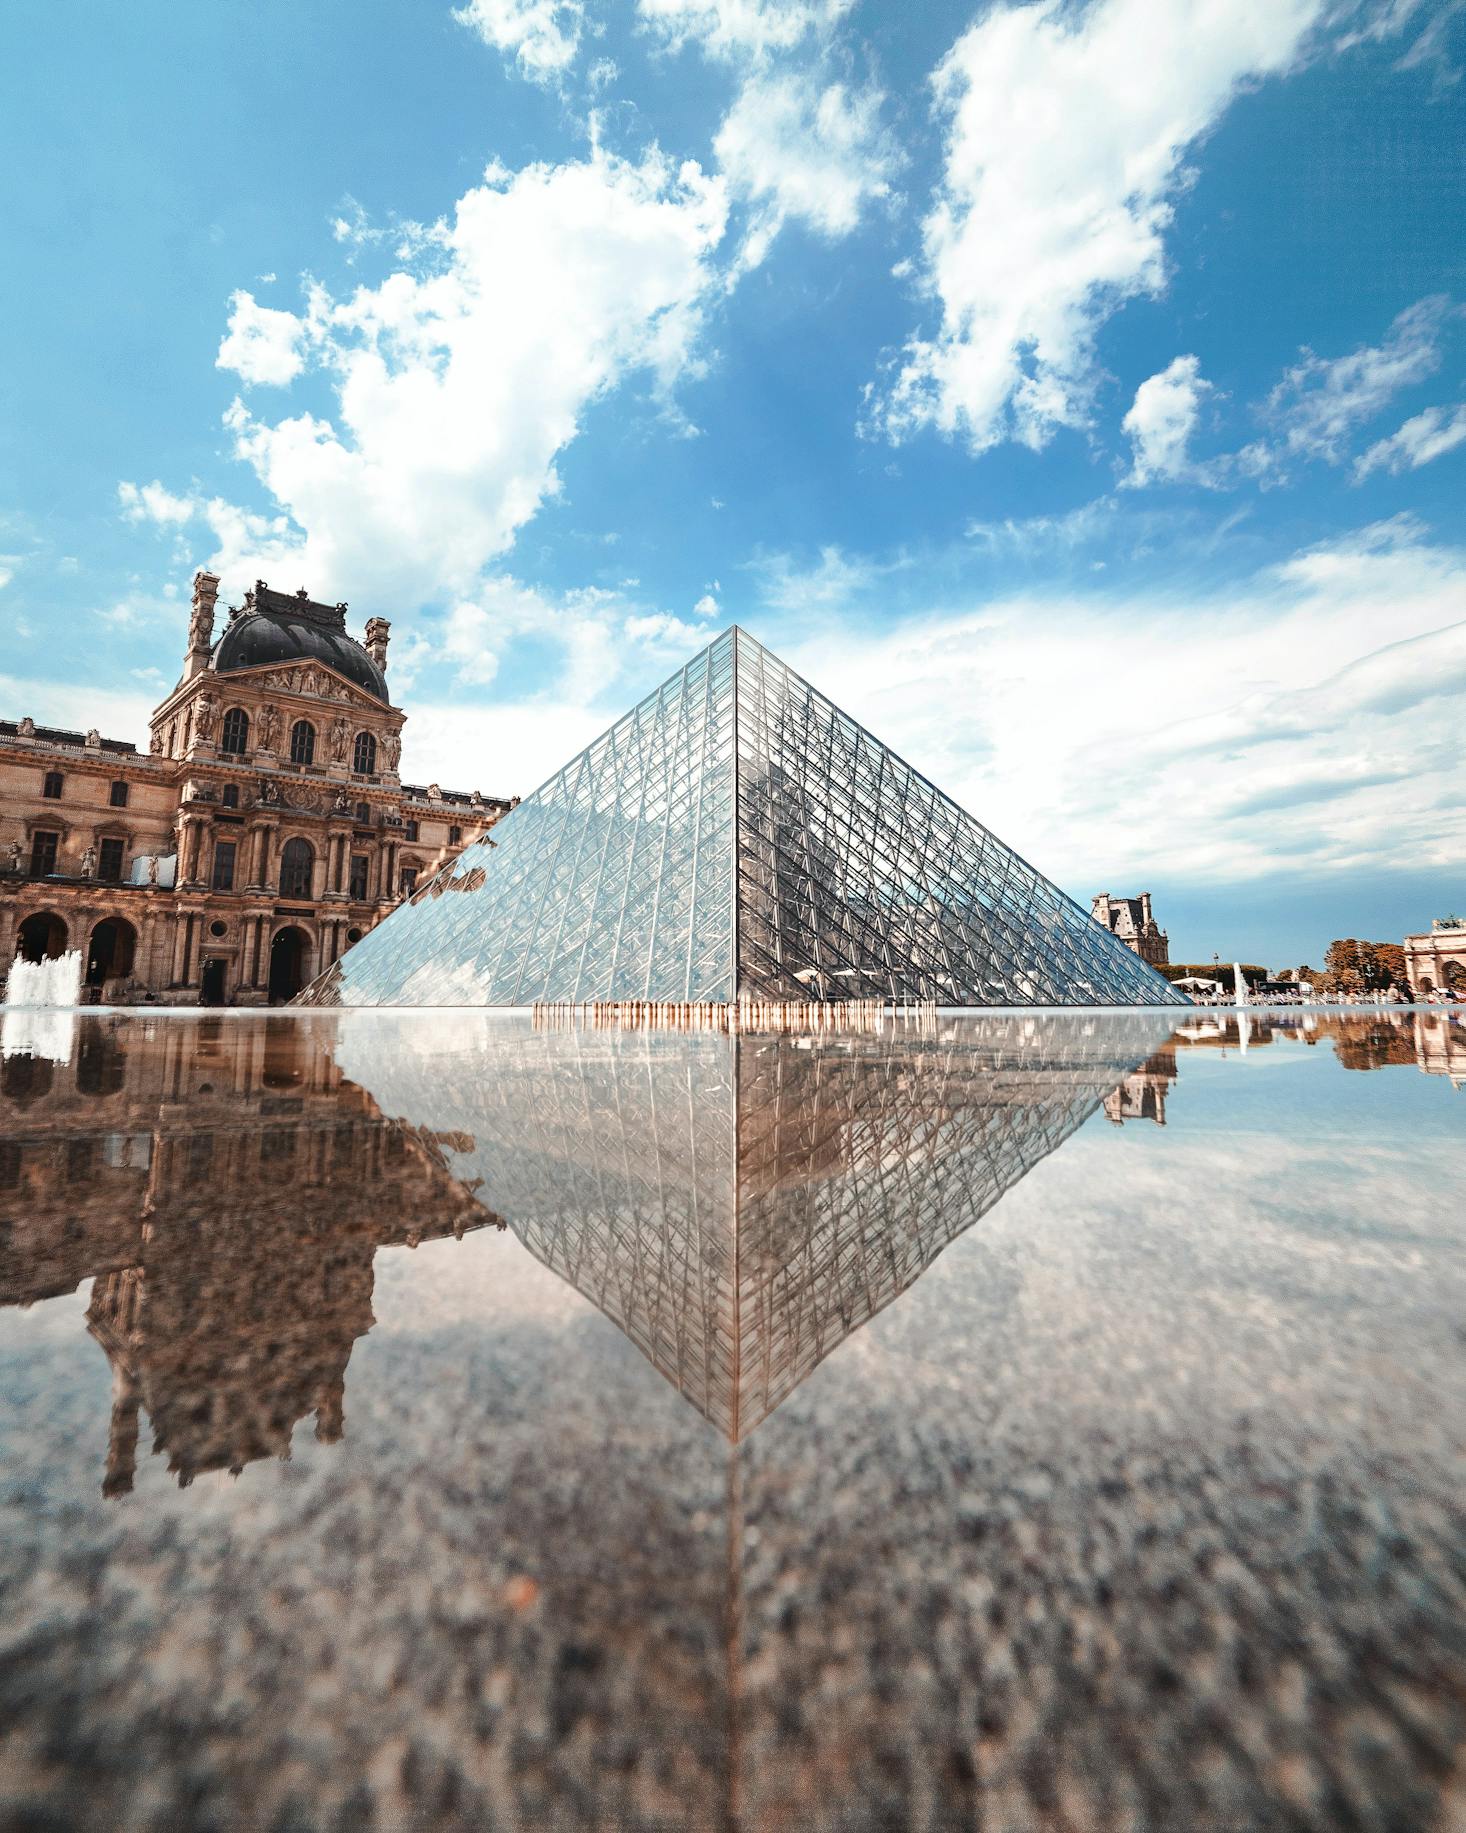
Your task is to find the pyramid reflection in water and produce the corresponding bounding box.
[0,1012,1177,1491]
[302,628,1176,1007]
[335,1012,1180,1439]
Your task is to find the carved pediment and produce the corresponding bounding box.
[245,662,390,715]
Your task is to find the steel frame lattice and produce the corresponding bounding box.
[349,1017,1178,1438]
[301,628,1176,1007]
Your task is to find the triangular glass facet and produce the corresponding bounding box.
[301,627,1175,1007]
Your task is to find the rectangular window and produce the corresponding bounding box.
[29,831,58,877]
[98,837,125,883]
[448,824,462,846]
[212,840,237,892]
[109,780,129,808]
[404,820,419,841]
[42,772,63,800]
[349,854,370,901]
[399,867,418,895]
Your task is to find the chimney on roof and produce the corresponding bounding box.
[184,571,220,681]
[1140,892,1154,930]
[364,617,391,673]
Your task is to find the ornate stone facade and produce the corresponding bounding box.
[1090,891,1170,968]
[1403,919,1466,999]
[1,573,517,1003]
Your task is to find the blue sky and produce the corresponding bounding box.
[2,0,1463,967]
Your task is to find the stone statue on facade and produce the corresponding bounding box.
[193,693,217,742]
[149,730,165,755]
[383,731,401,772]
[6,840,21,873]
[80,843,97,880]
[300,667,319,697]
[85,727,101,749]
[329,717,350,763]
[18,716,34,737]
[147,855,160,886]
[258,703,281,750]
[334,789,353,813]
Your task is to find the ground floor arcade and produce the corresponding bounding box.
[1,886,374,1006]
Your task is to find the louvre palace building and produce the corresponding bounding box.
[0,572,516,1004]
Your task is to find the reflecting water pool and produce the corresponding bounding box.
[1,1008,1463,1830]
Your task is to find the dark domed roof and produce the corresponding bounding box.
[211,583,388,703]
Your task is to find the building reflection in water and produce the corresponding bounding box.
[0,1015,488,1497]
[0,1006,1459,1495]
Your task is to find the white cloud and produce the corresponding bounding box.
[870,0,1325,453]
[216,289,306,387]
[94,590,170,631]
[691,593,719,618]
[714,71,897,262]
[195,147,728,606]
[1263,295,1453,465]
[118,480,196,526]
[779,517,1466,890]
[622,610,714,648]
[441,602,504,687]
[754,543,889,616]
[1122,355,1213,487]
[392,696,609,803]
[0,561,15,591]
[1354,401,1466,479]
[0,671,155,744]
[637,0,851,60]
[453,0,583,82]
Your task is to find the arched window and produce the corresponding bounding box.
[221,707,250,756]
[279,837,315,900]
[353,731,377,775]
[289,720,316,765]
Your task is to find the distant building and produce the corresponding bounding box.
[1403,919,1466,999]
[1414,1011,1466,1089]
[1,572,517,1004]
[1090,892,1169,968]
[1102,1043,1177,1125]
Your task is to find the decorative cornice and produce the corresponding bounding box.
[150,662,404,724]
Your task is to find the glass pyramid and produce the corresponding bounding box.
[301,628,1178,1007]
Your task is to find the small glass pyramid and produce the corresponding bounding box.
[301,628,1178,1007]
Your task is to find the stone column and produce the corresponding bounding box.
[169,912,191,987]
[257,821,280,895]
[179,816,205,890]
